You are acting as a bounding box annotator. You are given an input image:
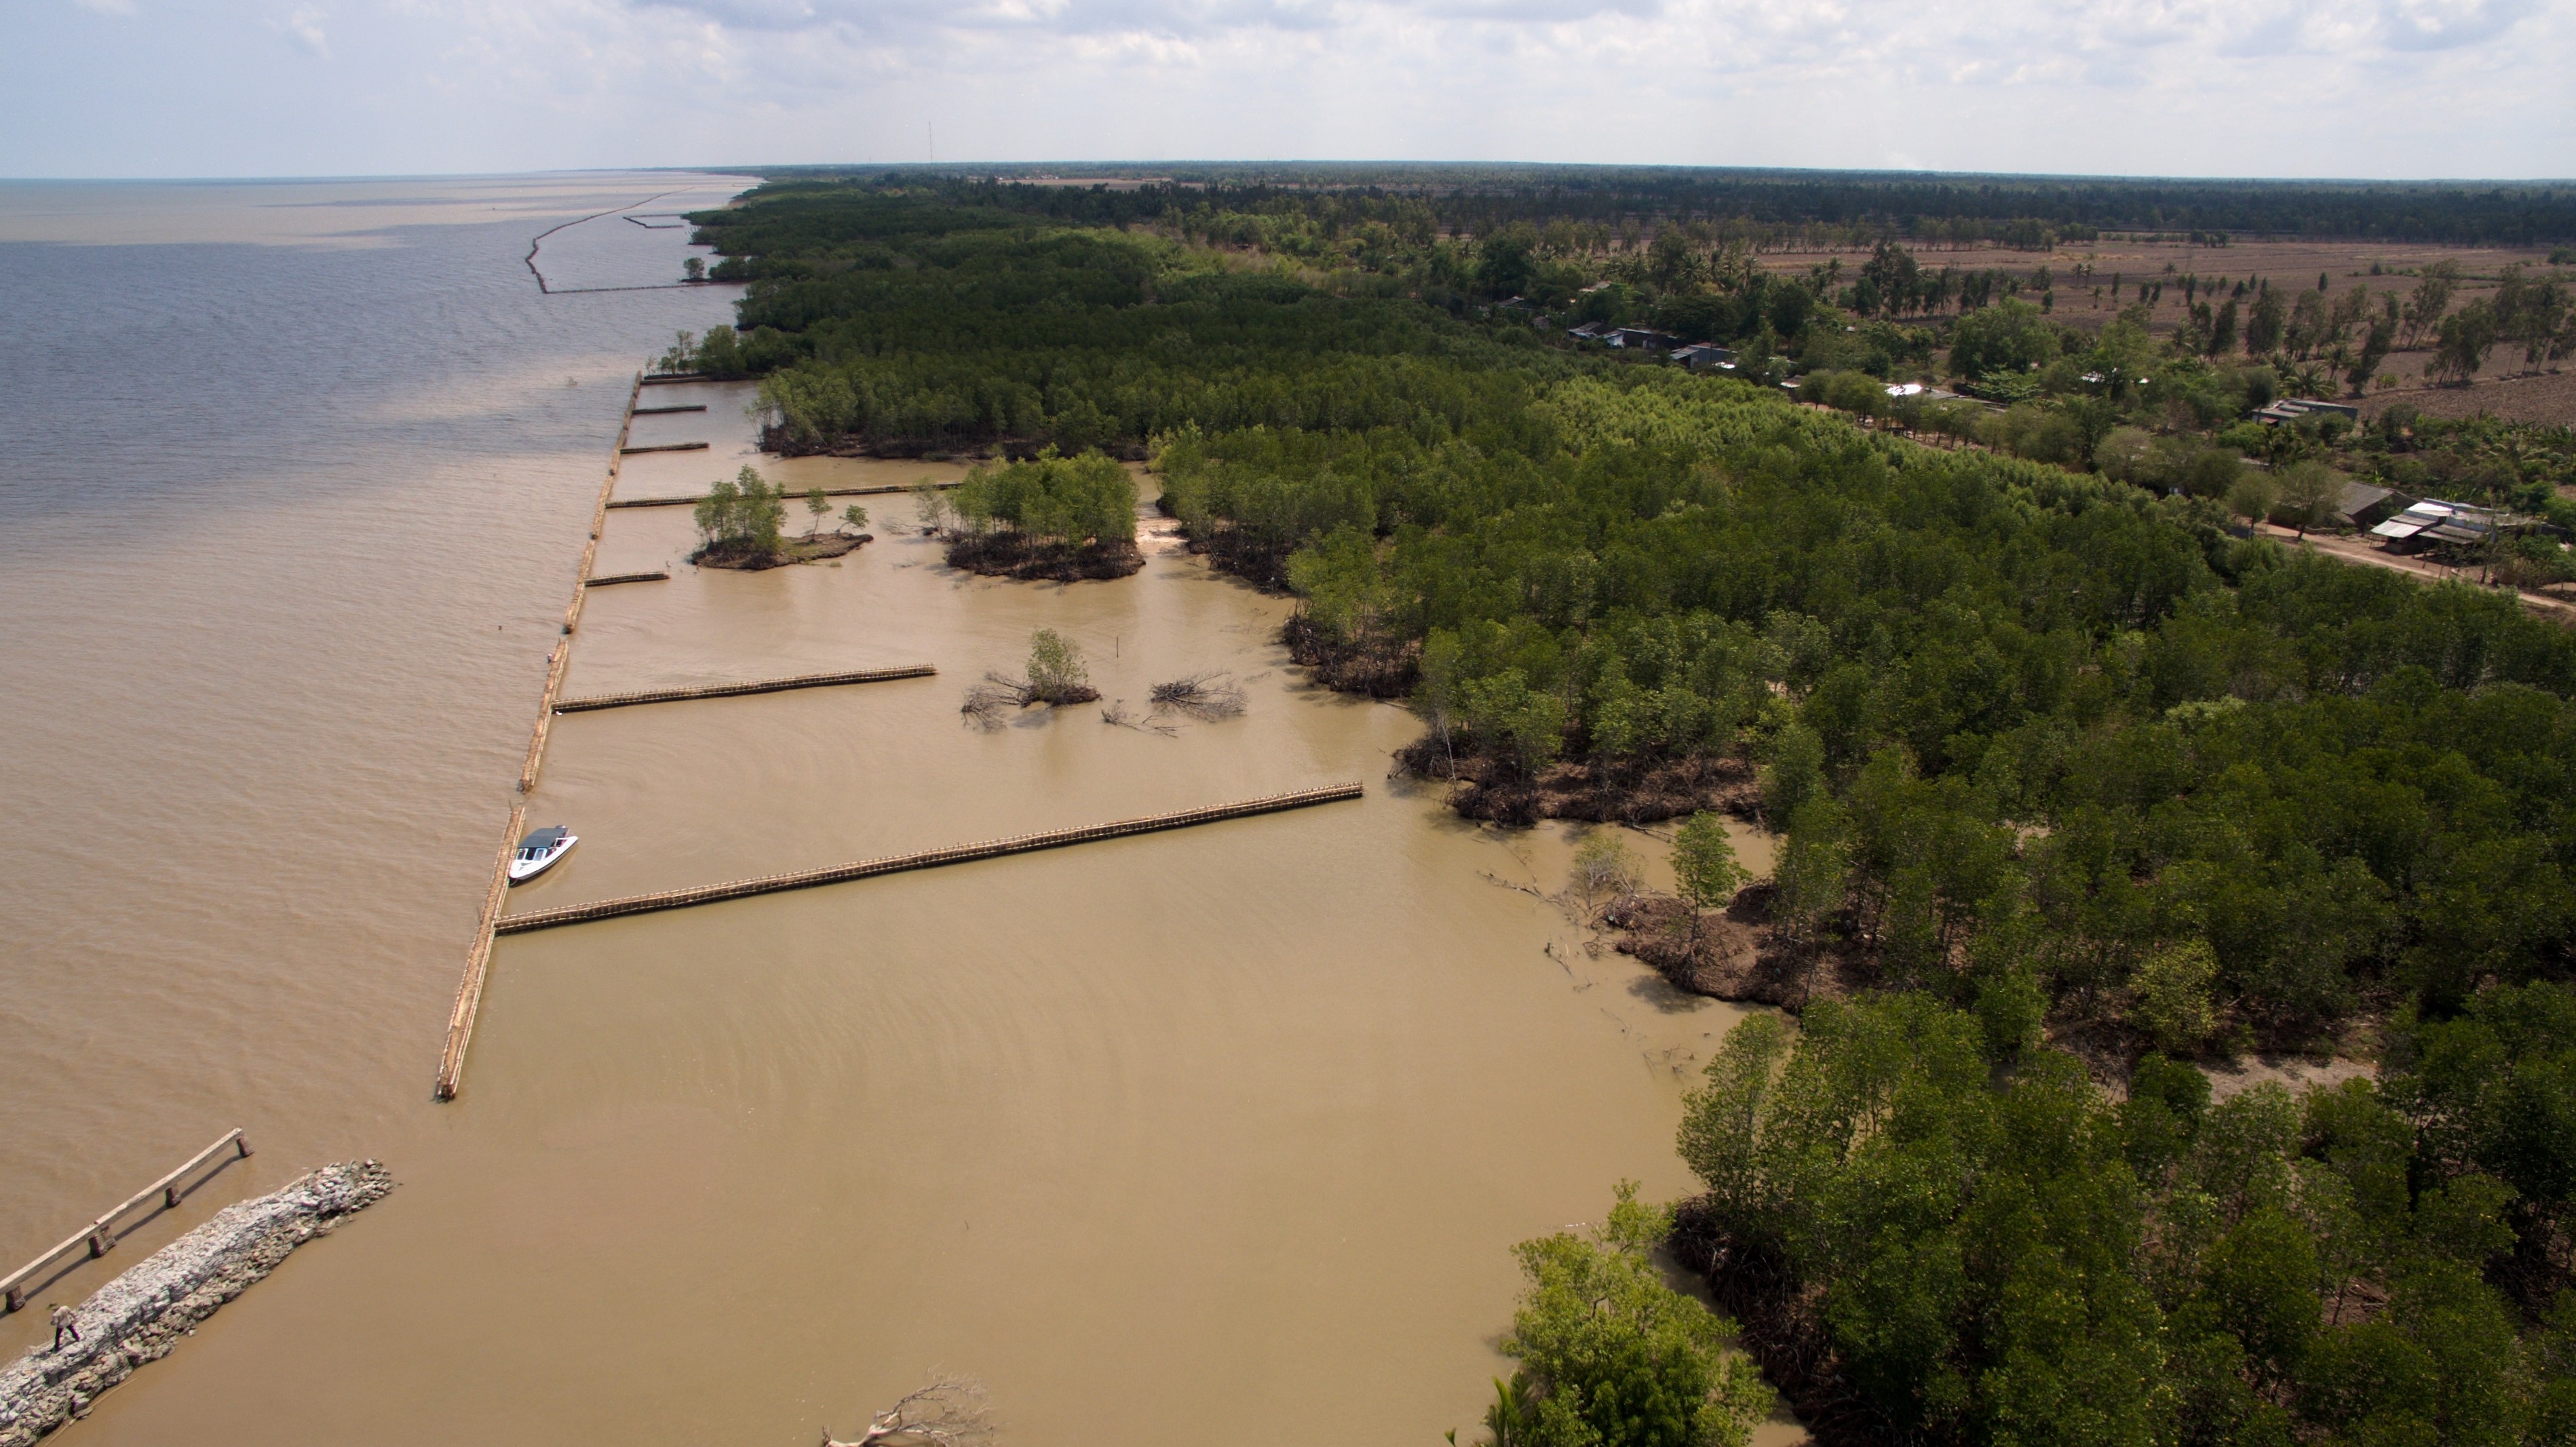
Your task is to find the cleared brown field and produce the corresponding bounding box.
[1754,236,2575,424]
[2362,355,2576,425]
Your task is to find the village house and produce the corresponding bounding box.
[1609,328,1683,353]
[2254,398,2362,426]
[2335,481,2413,532]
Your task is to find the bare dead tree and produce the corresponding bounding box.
[1149,670,1247,721]
[822,1375,994,1447]
[1569,832,1645,923]
[960,673,1027,728]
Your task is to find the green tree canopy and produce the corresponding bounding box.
[1500,1183,1773,1447]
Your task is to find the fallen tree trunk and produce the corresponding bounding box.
[0,1161,395,1446]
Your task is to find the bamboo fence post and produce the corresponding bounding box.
[494,784,1364,935]
[2,1129,252,1311]
[519,370,640,794]
[433,804,525,1101]
[551,664,936,714]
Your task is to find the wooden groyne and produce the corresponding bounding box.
[553,664,936,714]
[632,404,707,416]
[433,803,524,1102]
[519,371,640,792]
[619,442,709,455]
[2,1130,253,1314]
[518,640,571,792]
[607,478,965,511]
[585,571,668,587]
[495,784,1366,935]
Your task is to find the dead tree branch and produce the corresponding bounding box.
[962,669,1103,729]
[1100,699,1178,735]
[960,672,1026,727]
[1149,670,1247,721]
[823,1375,994,1447]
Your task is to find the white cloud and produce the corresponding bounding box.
[71,0,137,15]
[273,4,329,52]
[2380,0,2541,48]
[2,0,2571,176]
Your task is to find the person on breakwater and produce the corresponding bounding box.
[50,1303,80,1350]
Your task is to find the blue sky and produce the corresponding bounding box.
[7,0,2572,178]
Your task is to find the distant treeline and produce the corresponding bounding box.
[746,165,2576,247]
[683,194,1571,455]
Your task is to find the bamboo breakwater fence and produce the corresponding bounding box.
[3,1130,252,1312]
[495,784,1366,936]
[433,805,523,1100]
[607,478,965,511]
[554,664,935,714]
[584,571,668,587]
[618,442,709,455]
[631,404,707,416]
[518,370,641,794]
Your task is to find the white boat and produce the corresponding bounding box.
[509,826,577,883]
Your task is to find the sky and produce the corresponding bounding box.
[6,0,2573,179]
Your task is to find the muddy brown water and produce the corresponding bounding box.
[3,187,1782,1445]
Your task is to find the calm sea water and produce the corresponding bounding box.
[0,172,748,1280]
[0,176,1778,1447]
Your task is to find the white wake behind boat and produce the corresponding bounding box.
[509,826,577,883]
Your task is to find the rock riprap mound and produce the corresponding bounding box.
[0,1160,394,1446]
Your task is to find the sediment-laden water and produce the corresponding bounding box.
[0,180,1773,1446]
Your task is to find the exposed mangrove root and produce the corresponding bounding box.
[0,1162,395,1447]
[1397,740,1758,825]
[1148,670,1246,721]
[761,423,1147,465]
[822,1375,994,1447]
[1606,889,1868,1012]
[1280,616,1417,698]
[943,533,1142,582]
[692,533,871,571]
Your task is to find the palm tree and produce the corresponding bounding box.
[1482,1376,1537,1447]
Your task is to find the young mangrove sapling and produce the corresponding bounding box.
[1671,811,1747,956]
[960,628,1100,723]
